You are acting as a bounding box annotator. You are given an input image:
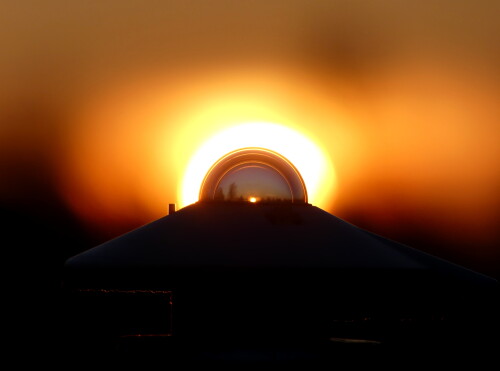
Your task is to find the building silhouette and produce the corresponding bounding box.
[62,148,499,365]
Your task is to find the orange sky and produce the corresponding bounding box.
[0,0,499,277]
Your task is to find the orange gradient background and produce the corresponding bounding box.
[0,0,499,278]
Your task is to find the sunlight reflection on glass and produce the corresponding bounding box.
[215,164,292,202]
[199,147,308,204]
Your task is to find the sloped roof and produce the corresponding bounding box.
[65,202,495,287]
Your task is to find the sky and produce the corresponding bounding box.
[1,0,499,279]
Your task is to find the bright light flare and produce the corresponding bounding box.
[248,196,258,203]
[58,67,345,233]
[179,122,335,209]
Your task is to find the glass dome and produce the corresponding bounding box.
[199,148,308,204]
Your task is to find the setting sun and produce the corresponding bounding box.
[179,122,336,209]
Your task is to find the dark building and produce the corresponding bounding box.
[62,148,499,366]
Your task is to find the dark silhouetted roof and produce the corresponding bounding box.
[64,202,496,289]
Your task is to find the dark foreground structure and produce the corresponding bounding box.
[62,201,499,366]
[61,147,499,366]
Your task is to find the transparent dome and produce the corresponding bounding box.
[199,148,308,204]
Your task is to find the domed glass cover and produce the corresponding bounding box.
[199,148,308,204]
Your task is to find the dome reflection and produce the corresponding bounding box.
[199,148,308,204]
[215,164,293,202]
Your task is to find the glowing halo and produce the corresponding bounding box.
[179,122,336,209]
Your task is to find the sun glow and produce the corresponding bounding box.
[179,122,335,209]
[58,68,344,233]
